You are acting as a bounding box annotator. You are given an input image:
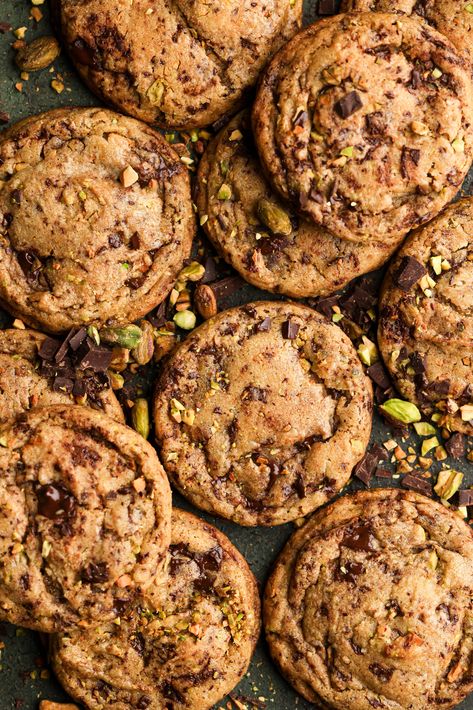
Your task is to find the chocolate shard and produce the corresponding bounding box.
[52,376,74,394]
[353,453,378,486]
[68,327,88,351]
[318,0,340,14]
[311,295,339,320]
[375,467,392,478]
[209,275,244,301]
[76,339,113,372]
[401,474,433,497]
[410,352,426,374]
[255,316,271,333]
[426,379,450,397]
[445,433,465,459]
[335,91,363,119]
[367,362,391,390]
[392,256,426,291]
[281,320,300,340]
[458,489,473,507]
[38,337,61,362]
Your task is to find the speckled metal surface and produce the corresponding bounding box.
[0,2,471,709]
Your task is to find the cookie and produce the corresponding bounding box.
[341,1,473,68]
[51,508,260,710]
[264,488,473,710]
[0,328,124,424]
[51,0,302,131]
[252,13,473,244]
[197,110,395,298]
[378,199,473,436]
[0,107,194,333]
[0,405,171,632]
[153,301,373,526]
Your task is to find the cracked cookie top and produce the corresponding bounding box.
[0,405,171,632]
[52,0,302,130]
[252,13,473,244]
[51,508,260,710]
[378,198,473,436]
[341,0,473,68]
[0,329,124,425]
[153,301,373,526]
[264,489,473,710]
[0,107,194,332]
[197,110,397,298]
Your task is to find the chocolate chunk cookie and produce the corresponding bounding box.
[51,508,260,709]
[0,108,194,332]
[51,0,302,130]
[378,199,473,436]
[252,13,473,244]
[0,405,171,632]
[197,110,395,297]
[341,1,473,68]
[153,302,373,526]
[265,488,473,709]
[0,329,123,424]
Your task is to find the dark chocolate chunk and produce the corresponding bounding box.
[36,484,76,521]
[318,0,340,14]
[76,340,113,372]
[255,316,271,333]
[38,337,61,362]
[17,250,44,286]
[81,562,109,584]
[367,362,391,390]
[242,386,267,403]
[353,453,377,486]
[335,91,363,119]
[294,474,306,499]
[311,295,339,320]
[281,320,300,340]
[458,490,473,507]
[108,233,122,249]
[375,467,392,478]
[445,433,465,459]
[125,275,146,290]
[69,37,95,66]
[410,352,426,374]
[337,560,364,584]
[370,443,389,462]
[401,474,432,497]
[209,275,244,301]
[401,146,420,180]
[11,189,22,205]
[201,255,219,283]
[343,522,376,551]
[68,327,87,351]
[392,256,426,291]
[52,376,74,394]
[369,663,394,683]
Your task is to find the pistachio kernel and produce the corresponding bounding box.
[131,399,150,440]
[434,469,463,501]
[379,398,422,424]
[256,198,292,236]
[15,36,60,72]
[101,325,142,349]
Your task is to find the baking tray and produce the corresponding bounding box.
[0,1,471,708]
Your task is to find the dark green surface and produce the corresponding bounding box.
[0,2,472,709]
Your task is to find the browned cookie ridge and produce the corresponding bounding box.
[378,199,473,436]
[0,405,171,632]
[0,108,194,332]
[252,13,473,244]
[264,489,473,710]
[197,110,395,297]
[51,508,260,710]
[153,301,373,526]
[0,329,124,424]
[52,0,302,130]
[341,0,473,68]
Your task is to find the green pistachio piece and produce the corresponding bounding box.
[173,310,196,330]
[178,261,205,282]
[434,469,463,501]
[379,398,421,424]
[257,198,292,236]
[413,422,437,437]
[217,183,232,200]
[131,398,150,440]
[100,325,142,349]
[109,371,124,390]
[131,321,155,365]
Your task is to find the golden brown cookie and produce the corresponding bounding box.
[0,108,194,332]
[51,508,260,710]
[51,0,302,130]
[378,199,473,436]
[153,301,373,526]
[0,405,171,632]
[265,488,473,710]
[253,13,473,244]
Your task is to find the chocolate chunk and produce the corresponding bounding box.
[375,467,392,478]
[294,474,307,499]
[52,376,74,394]
[426,379,450,397]
[318,0,340,14]
[81,562,109,584]
[76,340,113,372]
[445,433,465,459]
[281,320,300,340]
[72,379,87,398]
[68,327,87,351]
[11,189,22,205]
[353,453,377,486]
[367,362,391,390]
[125,275,146,290]
[201,255,219,283]
[38,337,61,362]
[209,275,244,301]
[401,146,421,180]
[343,523,376,551]
[459,384,473,405]
[335,91,363,119]
[392,256,426,291]
[337,560,364,584]
[370,443,389,462]
[36,483,76,521]
[311,295,339,320]
[255,316,271,332]
[410,352,426,374]
[411,69,421,89]
[17,250,44,286]
[242,386,267,402]
[401,474,432,497]
[369,663,394,683]
[70,37,95,66]
[458,490,473,507]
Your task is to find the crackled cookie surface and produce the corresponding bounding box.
[264,489,473,710]
[0,329,123,424]
[342,0,473,67]
[252,13,473,244]
[0,405,171,632]
[154,302,372,526]
[378,199,473,435]
[0,108,194,332]
[52,0,302,130]
[51,508,260,710]
[197,110,394,297]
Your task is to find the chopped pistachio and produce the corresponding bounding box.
[173,310,196,330]
[452,136,465,153]
[181,408,196,426]
[431,67,443,79]
[466,3,473,12]
[434,469,463,500]
[411,120,429,136]
[413,421,436,437]
[41,539,52,558]
[421,436,439,456]
[428,550,438,571]
[178,261,205,282]
[257,198,292,236]
[131,320,154,365]
[131,399,150,439]
[87,325,100,345]
[217,183,232,200]
[101,325,142,349]
[380,398,421,424]
[340,146,354,158]
[357,336,378,366]
[429,255,443,275]
[147,79,165,106]
[229,129,243,141]
[109,371,124,390]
